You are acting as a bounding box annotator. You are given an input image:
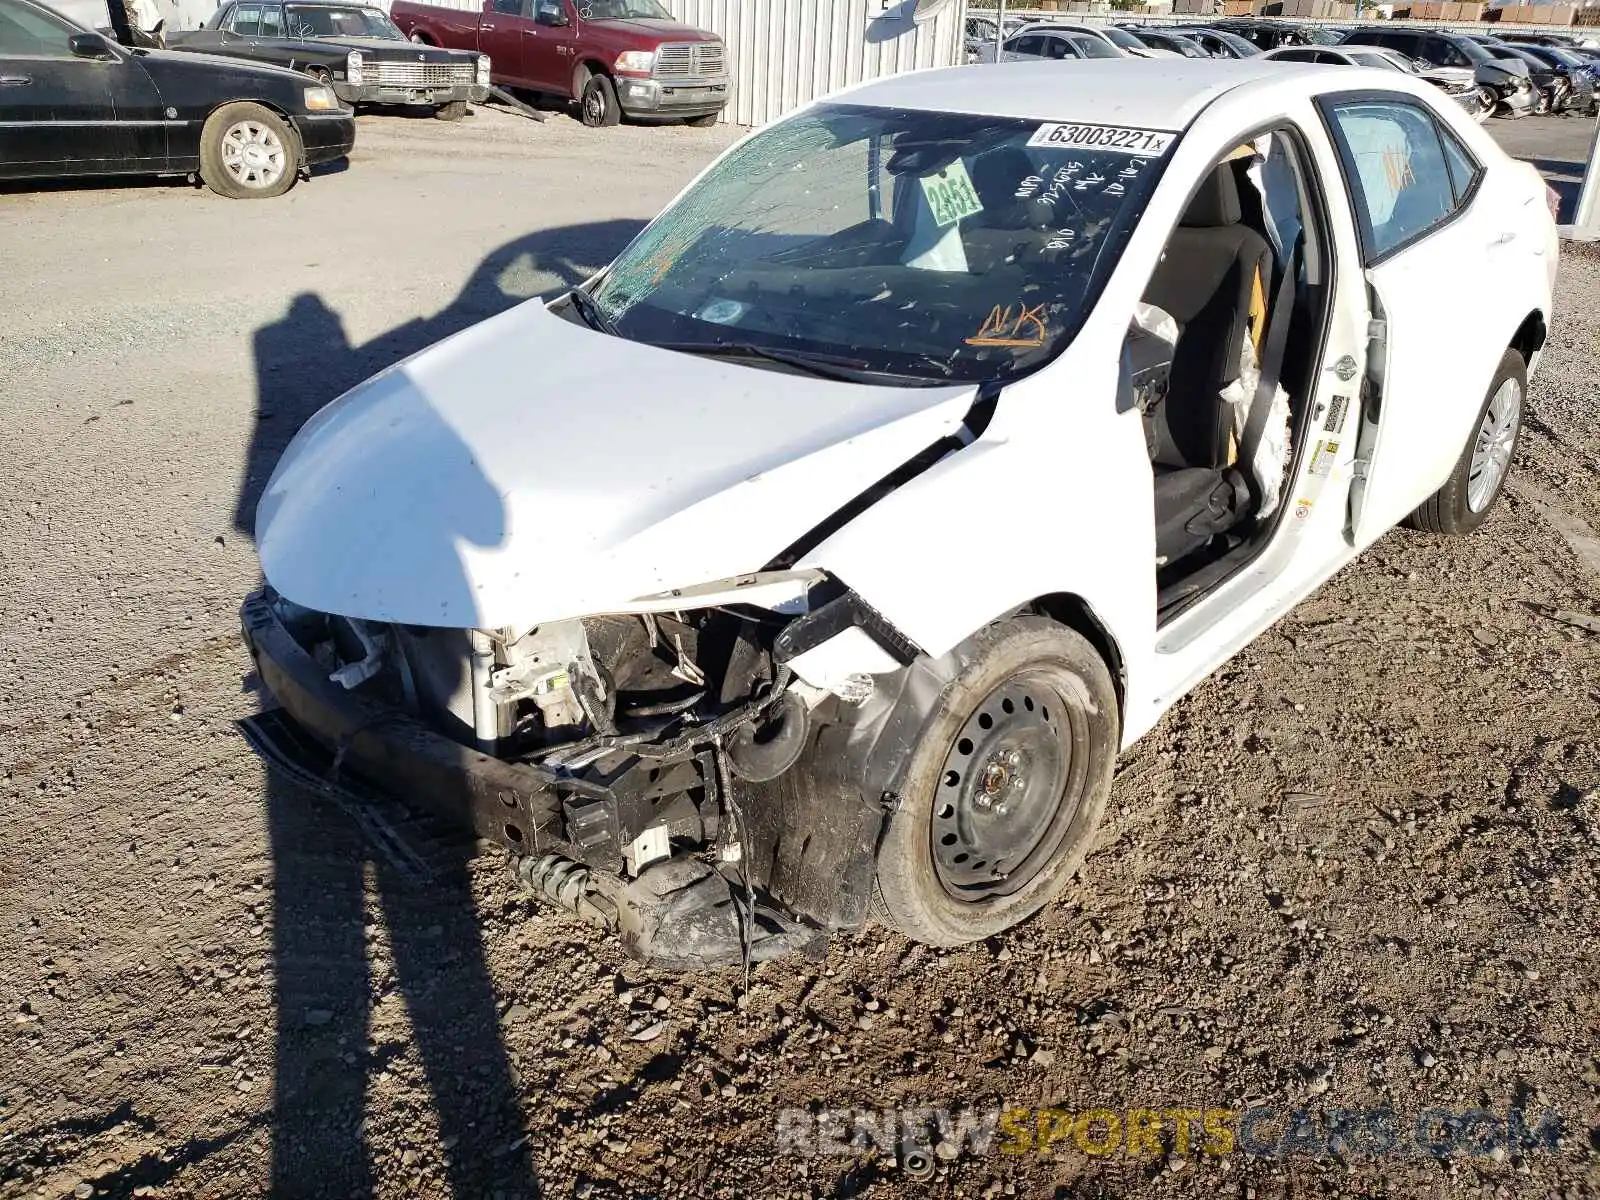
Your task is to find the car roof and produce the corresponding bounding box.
[838,58,1336,128]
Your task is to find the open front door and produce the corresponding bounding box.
[1317,96,1503,546]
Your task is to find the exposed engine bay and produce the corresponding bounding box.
[248,576,930,971]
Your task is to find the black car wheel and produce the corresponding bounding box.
[435,100,469,121]
[1405,347,1525,536]
[685,112,719,127]
[871,617,1119,947]
[579,73,620,127]
[199,102,298,200]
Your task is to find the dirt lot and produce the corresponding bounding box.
[2,105,1599,1200]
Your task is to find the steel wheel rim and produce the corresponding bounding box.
[220,120,286,189]
[1468,377,1521,513]
[584,86,605,123]
[932,672,1083,900]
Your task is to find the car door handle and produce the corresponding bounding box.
[0,74,31,86]
[1490,230,1518,246]
[481,21,494,28]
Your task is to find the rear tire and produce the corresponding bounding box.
[435,99,469,121]
[1405,347,1525,536]
[871,617,1118,947]
[578,72,620,127]
[198,102,298,200]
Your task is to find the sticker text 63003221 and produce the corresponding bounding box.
[1026,123,1176,157]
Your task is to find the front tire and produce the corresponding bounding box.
[872,617,1119,947]
[199,102,298,199]
[684,112,719,128]
[1405,347,1525,536]
[578,73,620,127]
[435,100,469,121]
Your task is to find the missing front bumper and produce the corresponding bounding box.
[237,589,831,969]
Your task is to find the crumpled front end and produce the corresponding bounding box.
[239,565,930,970]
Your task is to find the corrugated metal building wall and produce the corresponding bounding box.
[660,0,969,126]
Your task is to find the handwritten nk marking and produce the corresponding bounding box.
[966,303,1049,349]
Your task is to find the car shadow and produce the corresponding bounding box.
[237,217,645,1197]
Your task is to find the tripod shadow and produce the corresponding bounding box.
[238,219,646,1197]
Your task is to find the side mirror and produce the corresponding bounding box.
[69,31,115,58]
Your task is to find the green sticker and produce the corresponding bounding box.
[919,161,985,229]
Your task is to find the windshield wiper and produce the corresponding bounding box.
[567,286,619,336]
[649,340,955,384]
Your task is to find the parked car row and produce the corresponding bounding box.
[1,0,730,196]
[977,13,1592,120]
[0,0,354,196]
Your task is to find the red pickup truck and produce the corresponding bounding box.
[389,0,730,127]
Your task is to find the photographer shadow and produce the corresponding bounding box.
[238,219,645,1197]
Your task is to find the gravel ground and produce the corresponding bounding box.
[2,106,1599,1200]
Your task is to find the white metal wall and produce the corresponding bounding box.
[661,0,970,126]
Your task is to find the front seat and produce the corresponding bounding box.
[1140,160,1273,566]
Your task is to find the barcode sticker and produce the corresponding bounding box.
[1027,123,1176,156]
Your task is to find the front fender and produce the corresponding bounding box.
[800,351,1160,747]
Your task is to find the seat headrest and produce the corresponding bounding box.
[1180,164,1243,228]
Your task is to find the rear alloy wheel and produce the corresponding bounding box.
[1405,347,1525,536]
[579,73,620,127]
[199,102,297,199]
[872,617,1118,947]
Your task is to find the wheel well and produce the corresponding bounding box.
[203,100,302,160]
[1025,593,1126,730]
[1510,310,1547,366]
[574,59,609,93]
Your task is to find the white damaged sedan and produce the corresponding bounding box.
[242,59,1557,968]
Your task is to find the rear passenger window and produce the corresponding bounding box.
[259,4,283,34]
[1439,125,1482,203]
[1321,100,1464,261]
[231,3,261,33]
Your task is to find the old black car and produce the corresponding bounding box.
[169,0,488,119]
[0,0,353,197]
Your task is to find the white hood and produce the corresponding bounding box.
[255,302,976,628]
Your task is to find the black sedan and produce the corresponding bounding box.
[0,0,353,197]
[169,1,488,120]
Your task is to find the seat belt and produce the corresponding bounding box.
[1237,242,1299,504]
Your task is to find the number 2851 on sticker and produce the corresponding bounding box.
[1026,123,1176,156]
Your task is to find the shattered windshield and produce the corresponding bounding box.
[581,0,671,18]
[588,104,1174,385]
